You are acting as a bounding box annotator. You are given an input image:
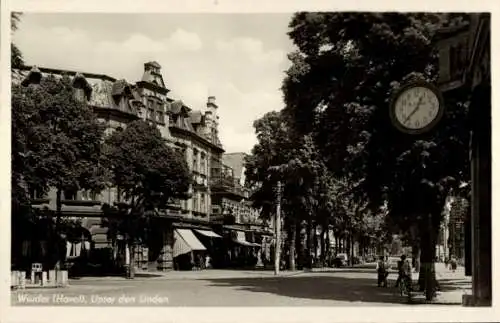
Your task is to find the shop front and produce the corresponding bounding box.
[171,223,223,270]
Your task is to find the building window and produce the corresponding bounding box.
[170,115,178,126]
[157,111,165,124]
[193,193,198,212]
[29,188,45,200]
[200,154,206,175]
[63,189,77,200]
[193,150,198,172]
[147,109,155,121]
[81,190,97,201]
[201,194,205,213]
[74,88,85,102]
[177,116,183,128]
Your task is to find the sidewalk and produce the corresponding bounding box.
[69,269,302,283]
[410,263,471,305]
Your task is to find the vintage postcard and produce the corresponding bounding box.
[1,0,497,322]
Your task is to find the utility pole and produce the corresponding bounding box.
[274,181,282,275]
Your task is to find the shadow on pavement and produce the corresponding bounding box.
[205,275,410,305]
[312,269,394,275]
[204,275,467,305]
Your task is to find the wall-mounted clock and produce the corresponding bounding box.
[389,81,445,135]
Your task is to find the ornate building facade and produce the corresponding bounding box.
[13,61,268,272]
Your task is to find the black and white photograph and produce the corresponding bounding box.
[2,1,496,322]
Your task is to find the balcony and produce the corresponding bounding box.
[210,175,246,198]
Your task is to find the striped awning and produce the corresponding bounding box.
[195,229,222,238]
[173,229,206,258]
[234,231,260,247]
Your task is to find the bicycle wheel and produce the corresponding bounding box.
[399,280,406,296]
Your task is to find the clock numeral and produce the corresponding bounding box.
[415,120,420,128]
[423,117,428,124]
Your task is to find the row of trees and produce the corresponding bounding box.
[246,13,471,300]
[11,14,191,277]
[245,110,389,271]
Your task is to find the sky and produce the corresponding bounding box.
[13,13,295,153]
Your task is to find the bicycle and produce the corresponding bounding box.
[398,276,413,302]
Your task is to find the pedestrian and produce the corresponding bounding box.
[450,257,457,272]
[205,254,211,269]
[395,257,403,288]
[376,256,388,287]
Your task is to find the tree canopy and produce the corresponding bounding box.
[245,108,388,268]
[281,12,471,298]
[103,120,191,214]
[282,12,470,231]
[12,75,106,205]
[11,12,24,69]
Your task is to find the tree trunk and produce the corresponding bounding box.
[320,225,326,264]
[55,188,63,273]
[127,240,136,279]
[418,213,439,300]
[350,232,355,266]
[412,244,421,272]
[346,235,350,263]
[289,220,297,271]
[305,217,313,268]
[295,221,302,269]
[313,224,318,262]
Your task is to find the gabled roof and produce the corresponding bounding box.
[169,100,184,115]
[20,66,42,86]
[189,110,204,124]
[72,72,92,89]
[111,79,129,96]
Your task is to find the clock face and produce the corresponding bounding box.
[393,85,442,131]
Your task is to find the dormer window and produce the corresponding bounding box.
[74,88,85,102]
[170,114,178,126]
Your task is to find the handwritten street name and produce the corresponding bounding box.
[15,293,170,305]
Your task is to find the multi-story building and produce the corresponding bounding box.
[209,152,273,267]
[13,61,242,272]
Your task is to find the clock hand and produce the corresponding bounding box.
[403,96,424,124]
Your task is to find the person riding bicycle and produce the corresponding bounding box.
[395,255,411,288]
[399,255,412,290]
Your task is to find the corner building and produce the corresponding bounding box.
[13,61,234,272]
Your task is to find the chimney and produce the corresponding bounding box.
[204,96,219,142]
[207,96,217,108]
[140,61,168,92]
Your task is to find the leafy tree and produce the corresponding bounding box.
[102,120,191,278]
[246,110,348,269]
[283,13,471,300]
[11,12,24,68]
[245,111,298,269]
[12,74,106,269]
